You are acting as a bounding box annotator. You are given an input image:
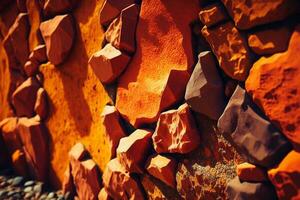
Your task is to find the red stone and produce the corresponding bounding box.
[146,154,177,188]
[42,0,78,17]
[34,88,48,120]
[0,118,22,154]
[116,129,152,173]
[236,162,267,182]
[152,104,200,154]
[199,3,229,27]
[68,142,88,161]
[62,164,75,197]
[98,188,112,200]
[89,44,130,84]
[11,149,28,177]
[24,60,39,77]
[105,4,139,54]
[29,44,47,63]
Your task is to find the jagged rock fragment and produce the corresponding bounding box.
[236,162,267,182]
[42,0,78,17]
[29,44,47,63]
[34,88,48,120]
[98,188,112,200]
[199,3,229,27]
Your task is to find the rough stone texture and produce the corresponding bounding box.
[34,88,48,120]
[185,51,225,120]
[236,162,267,182]
[202,22,252,81]
[105,4,139,54]
[245,25,300,149]
[40,14,75,65]
[102,158,145,200]
[116,0,199,128]
[268,150,300,199]
[226,176,277,200]
[12,77,41,118]
[152,104,200,154]
[101,105,126,159]
[89,43,131,84]
[218,86,291,168]
[146,154,177,188]
[248,26,292,55]
[116,129,152,173]
[29,44,47,63]
[98,188,112,200]
[199,3,229,27]
[42,0,78,17]
[221,0,300,30]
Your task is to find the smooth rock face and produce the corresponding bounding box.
[221,0,300,30]
[102,158,145,200]
[185,51,225,120]
[248,26,291,55]
[146,154,177,188]
[218,86,291,168]
[199,3,229,27]
[101,105,126,159]
[99,0,136,26]
[17,117,48,182]
[29,44,47,63]
[116,0,199,128]
[12,77,41,117]
[202,22,252,81]
[34,88,48,120]
[42,0,78,17]
[236,162,267,182]
[268,151,300,199]
[226,176,277,200]
[40,14,75,65]
[89,43,130,84]
[116,129,152,173]
[105,4,139,54]
[245,25,300,148]
[152,104,200,154]
[3,13,30,70]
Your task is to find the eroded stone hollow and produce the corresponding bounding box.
[0,0,300,199]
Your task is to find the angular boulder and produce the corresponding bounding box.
[116,129,152,173]
[236,162,267,182]
[98,188,112,200]
[268,151,300,199]
[202,22,252,81]
[184,51,225,120]
[29,44,47,63]
[199,3,229,27]
[146,154,177,188]
[105,4,139,54]
[221,0,300,30]
[245,25,300,149]
[0,118,22,154]
[34,88,48,120]
[101,105,126,159]
[89,43,130,84]
[24,59,39,77]
[152,104,200,154]
[42,0,78,17]
[218,86,291,168]
[12,77,40,117]
[11,149,28,177]
[40,14,75,65]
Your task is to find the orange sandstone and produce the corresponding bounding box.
[236,162,267,182]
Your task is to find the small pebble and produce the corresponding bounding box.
[0,190,7,197]
[7,190,16,197]
[12,177,23,186]
[39,193,48,200]
[24,180,35,187]
[47,192,56,199]
[33,183,43,193]
[24,186,32,193]
[24,191,34,198]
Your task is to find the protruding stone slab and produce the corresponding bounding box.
[202,22,252,81]
[40,14,75,65]
[98,188,112,200]
[0,118,22,154]
[116,129,152,173]
[101,105,126,159]
[152,104,200,154]
[218,86,291,168]
[199,3,229,27]
[102,158,145,200]
[146,154,177,188]
[226,176,277,200]
[29,44,47,63]
[11,149,28,177]
[68,143,88,162]
[24,59,39,77]
[12,77,41,117]
[236,162,267,182]
[89,44,130,84]
[105,4,139,54]
[42,0,79,17]
[221,0,300,30]
[185,51,225,120]
[34,88,48,120]
[268,151,300,200]
[245,25,300,148]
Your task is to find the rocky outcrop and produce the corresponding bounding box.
[236,162,267,182]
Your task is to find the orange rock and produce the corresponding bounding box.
[202,22,252,81]
[101,105,126,159]
[17,117,48,182]
[152,104,200,154]
[62,164,75,197]
[102,158,145,200]
[0,117,22,154]
[116,0,199,128]
[24,60,39,77]
[248,26,292,55]
[268,151,300,199]
[69,142,88,161]
[116,129,152,173]
[245,25,300,148]
[42,0,78,17]
[34,88,48,120]
[12,77,41,117]
[40,14,75,65]
[11,149,28,177]
[98,188,112,200]
[105,4,139,54]
[146,154,177,188]
[236,162,267,182]
[89,44,130,84]
[221,0,300,30]
[199,3,229,27]
[99,0,136,26]
[29,44,47,63]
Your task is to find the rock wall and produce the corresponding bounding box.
[0,0,300,199]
